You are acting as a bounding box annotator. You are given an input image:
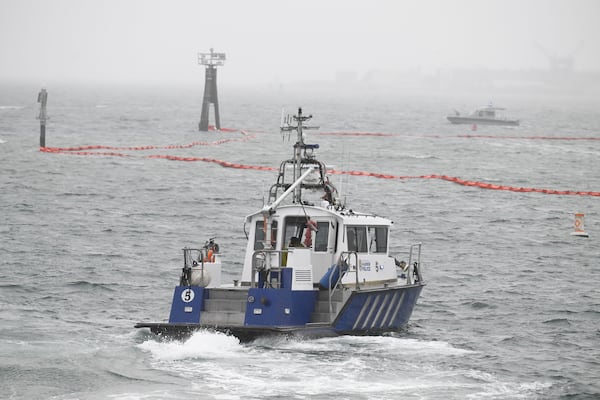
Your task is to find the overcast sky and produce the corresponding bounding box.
[1,0,599,85]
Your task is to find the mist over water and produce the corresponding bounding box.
[2,0,600,88]
[1,82,599,399]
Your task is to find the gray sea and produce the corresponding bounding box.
[1,82,599,399]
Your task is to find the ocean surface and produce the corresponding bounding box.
[1,82,599,399]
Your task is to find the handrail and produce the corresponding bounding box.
[181,247,205,286]
[340,251,360,289]
[406,243,423,284]
[251,249,286,288]
[326,251,358,320]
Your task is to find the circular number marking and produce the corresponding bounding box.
[181,288,195,303]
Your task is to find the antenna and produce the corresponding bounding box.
[280,108,291,141]
[280,107,319,145]
[198,48,226,67]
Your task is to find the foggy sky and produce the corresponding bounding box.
[1,0,599,86]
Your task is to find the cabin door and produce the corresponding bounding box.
[282,217,335,282]
[308,220,336,281]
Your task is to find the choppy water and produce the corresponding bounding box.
[1,83,599,399]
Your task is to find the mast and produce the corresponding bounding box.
[280,107,319,203]
[259,108,318,267]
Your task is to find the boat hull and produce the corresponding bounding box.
[446,116,519,126]
[135,284,424,342]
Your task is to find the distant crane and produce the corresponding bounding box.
[535,41,584,72]
[198,48,226,131]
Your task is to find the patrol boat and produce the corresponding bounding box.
[135,108,425,342]
[447,103,520,126]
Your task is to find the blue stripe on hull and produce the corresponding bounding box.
[372,292,393,328]
[334,285,423,333]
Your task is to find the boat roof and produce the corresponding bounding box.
[477,105,506,111]
[476,101,507,111]
[245,204,393,226]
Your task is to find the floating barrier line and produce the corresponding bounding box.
[325,170,600,196]
[40,129,253,153]
[457,134,600,141]
[40,132,600,196]
[319,132,600,141]
[40,147,132,157]
[429,175,600,197]
[144,154,278,171]
[320,132,397,137]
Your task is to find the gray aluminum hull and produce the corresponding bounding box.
[447,116,520,126]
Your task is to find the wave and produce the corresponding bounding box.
[66,280,117,292]
[404,154,438,160]
[58,192,99,197]
[84,252,124,259]
[132,331,554,399]
[462,300,497,309]
[543,318,572,326]
[137,329,243,361]
[137,330,476,363]
[0,283,25,290]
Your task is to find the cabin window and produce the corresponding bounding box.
[368,226,388,253]
[314,221,330,252]
[346,226,367,253]
[254,220,277,250]
[283,216,311,249]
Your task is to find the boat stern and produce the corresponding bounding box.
[168,286,206,324]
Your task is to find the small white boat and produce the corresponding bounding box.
[135,108,425,342]
[447,103,520,126]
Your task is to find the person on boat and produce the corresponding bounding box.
[288,236,304,248]
[321,177,337,204]
[203,238,219,262]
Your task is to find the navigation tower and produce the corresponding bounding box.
[198,48,226,131]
